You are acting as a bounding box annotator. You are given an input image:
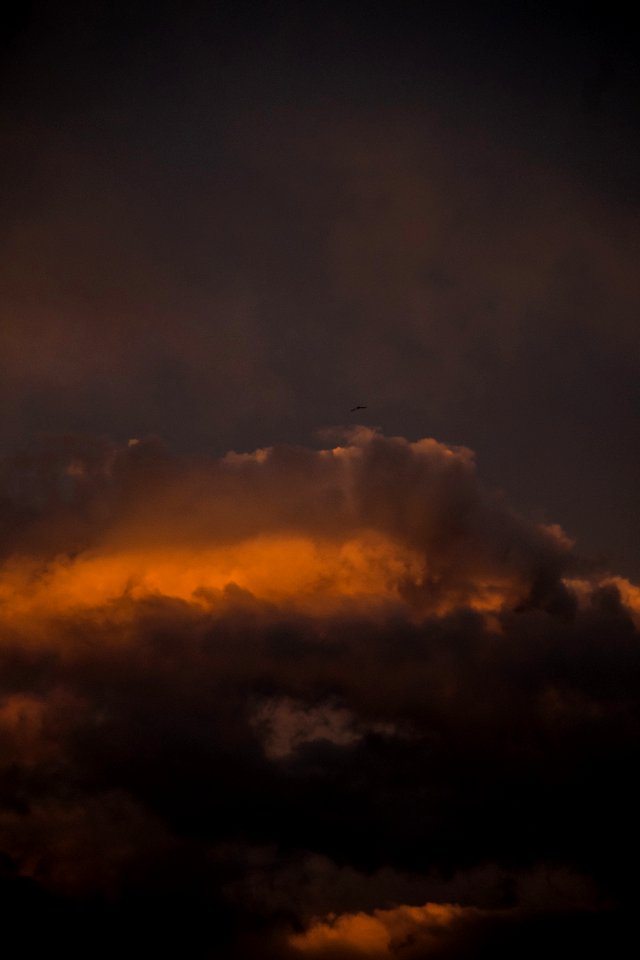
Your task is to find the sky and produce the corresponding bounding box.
[1,3,639,957]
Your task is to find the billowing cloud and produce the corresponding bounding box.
[0,429,578,624]
[0,430,638,957]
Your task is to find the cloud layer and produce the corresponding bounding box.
[1,430,638,957]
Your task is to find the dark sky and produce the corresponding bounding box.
[2,0,639,575]
[1,4,640,958]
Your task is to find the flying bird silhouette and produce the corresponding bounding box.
[350,405,367,412]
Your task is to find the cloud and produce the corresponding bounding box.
[251,697,398,759]
[0,430,638,957]
[0,428,578,626]
[288,901,494,958]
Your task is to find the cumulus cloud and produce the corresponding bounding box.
[0,428,579,623]
[0,430,638,957]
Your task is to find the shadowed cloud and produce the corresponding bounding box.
[0,430,638,956]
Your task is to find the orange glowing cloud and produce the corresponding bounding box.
[0,533,423,621]
[0,531,529,637]
[289,901,487,957]
[561,574,640,630]
[0,429,579,642]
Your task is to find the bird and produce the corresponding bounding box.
[350,405,367,412]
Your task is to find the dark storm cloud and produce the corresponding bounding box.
[0,431,639,956]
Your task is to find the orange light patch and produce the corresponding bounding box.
[564,575,640,627]
[289,901,480,956]
[0,529,533,644]
[605,576,640,627]
[0,532,422,621]
[0,530,530,633]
